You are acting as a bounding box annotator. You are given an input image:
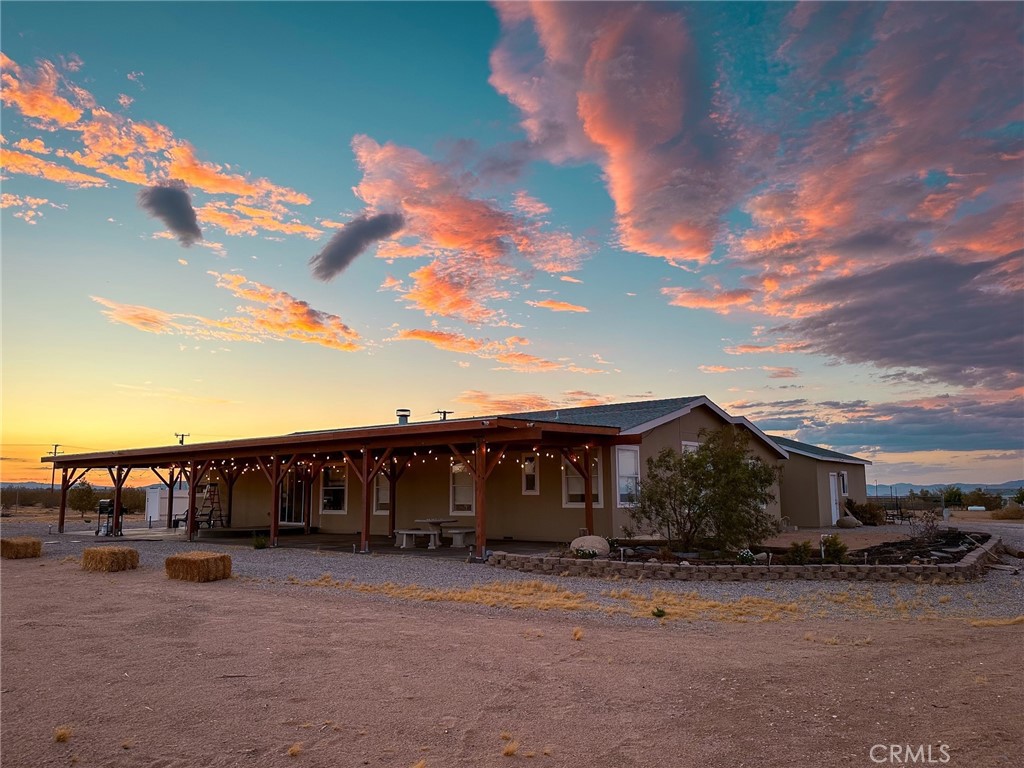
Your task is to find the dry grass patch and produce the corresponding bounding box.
[571,627,584,641]
[411,761,428,768]
[992,506,1024,520]
[82,546,139,573]
[54,726,72,742]
[287,742,303,756]
[970,615,1024,628]
[300,574,601,613]
[1,537,42,559]
[605,587,803,623]
[165,551,231,582]
[502,741,520,757]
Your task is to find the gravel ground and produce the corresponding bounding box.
[5,519,1022,624]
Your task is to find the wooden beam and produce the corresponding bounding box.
[484,444,508,479]
[187,461,199,542]
[360,448,371,552]
[582,444,594,535]
[58,468,69,533]
[269,456,281,547]
[474,438,487,559]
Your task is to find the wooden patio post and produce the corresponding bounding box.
[58,468,69,533]
[186,461,199,542]
[109,466,129,536]
[474,439,487,559]
[164,468,177,528]
[270,457,281,547]
[361,448,372,552]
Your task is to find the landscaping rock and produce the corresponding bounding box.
[836,515,863,529]
[569,535,610,557]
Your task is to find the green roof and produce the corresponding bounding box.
[500,396,704,431]
[769,435,870,465]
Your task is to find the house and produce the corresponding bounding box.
[46,395,863,555]
[769,435,871,527]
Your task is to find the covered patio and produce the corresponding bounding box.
[44,416,639,558]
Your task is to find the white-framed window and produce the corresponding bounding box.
[321,465,347,514]
[562,454,603,508]
[521,452,539,495]
[616,446,640,508]
[450,461,475,516]
[374,474,390,515]
[839,471,849,496]
[681,440,699,454]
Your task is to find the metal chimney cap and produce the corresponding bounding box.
[396,408,411,417]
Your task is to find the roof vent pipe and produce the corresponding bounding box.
[396,408,411,425]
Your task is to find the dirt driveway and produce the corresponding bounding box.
[2,555,1022,768]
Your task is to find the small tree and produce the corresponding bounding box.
[940,485,964,507]
[1013,488,1024,505]
[627,427,782,551]
[68,480,98,513]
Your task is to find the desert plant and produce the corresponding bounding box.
[787,540,815,565]
[963,488,1003,511]
[992,506,1024,520]
[572,548,599,559]
[736,548,756,565]
[910,510,941,543]
[252,533,269,550]
[845,498,885,526]
[1012,488,1024,505]
[627,427,781,551]
[68,481,98,513]
[821,534,847,564]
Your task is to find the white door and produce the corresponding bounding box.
[828,473,841,525]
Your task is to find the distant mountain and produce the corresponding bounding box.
[1,481,164,491]
[869,481,1024,496]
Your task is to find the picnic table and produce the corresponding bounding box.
[414,517,457,543]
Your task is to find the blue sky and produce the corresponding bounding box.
[2,1,1022,486]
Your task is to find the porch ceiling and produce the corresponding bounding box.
[41,417,640,471]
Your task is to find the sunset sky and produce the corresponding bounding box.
[2,2,1021,487]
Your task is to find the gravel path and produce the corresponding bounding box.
[5,519,1022,624]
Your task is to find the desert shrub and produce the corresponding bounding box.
[572,548,599,559]
[628,427,781,550]
[787,540,815,565]
[963,488,1003,511]
[68,481,98,513]
[844,498,886,526]
[736,548,756,565]
[252,533,269,549]
[992,506,1024,520]
[910,510,941,544]
[821,534,847,564]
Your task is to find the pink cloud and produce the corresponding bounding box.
[456,388,615,414]
[660,287,756,314]
[525,299,589,313]
[0,54,83,126]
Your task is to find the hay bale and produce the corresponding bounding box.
[1,537,43,559]
[165,551,232,582]
[82,546,139,572]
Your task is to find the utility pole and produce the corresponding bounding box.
[49,444,63,492]
[175,433,189,489]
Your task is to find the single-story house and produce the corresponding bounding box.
[45,396,862,555]
[769,435,871,527]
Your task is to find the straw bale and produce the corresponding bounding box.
[165,551,232,582]
[1,537,43,559]
[82,546,140,572]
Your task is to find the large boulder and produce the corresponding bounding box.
[569,535,610,557]
[836,515,863,529]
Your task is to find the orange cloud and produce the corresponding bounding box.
[166,144,309,206]
[560,275,583,284]
[12,137,50,154]
[456,389,615,414]
[762,366,800,379]
[0,54,83,126]
[1,148,106,187]
[197,201,321,239]
[351,134,589,323]
[724,342,809,355]
[93,273,362,352]
[660,287,756,314]
[698,365,745,374]
[1,192,53,224]
[526,299,589,313]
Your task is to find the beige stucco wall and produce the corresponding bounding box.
[610,406,785,537]
[778,456,868,528]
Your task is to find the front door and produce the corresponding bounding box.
[828,473,841,525]
[279,473,307,525]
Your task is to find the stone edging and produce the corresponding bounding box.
[487,535,1002,583]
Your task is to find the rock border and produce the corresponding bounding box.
[488,535,1003,583]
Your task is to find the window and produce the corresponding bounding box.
[839,471,849,496]
[681,441,699,454]
[562,454,603,508]
[450,462,475,516]
[374,474,390,515]
[521,452,539,495]
[616,446,640,507]
[321,466,346,514]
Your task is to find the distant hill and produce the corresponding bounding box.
[1,481,164,491]
[869,481,1024,496]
